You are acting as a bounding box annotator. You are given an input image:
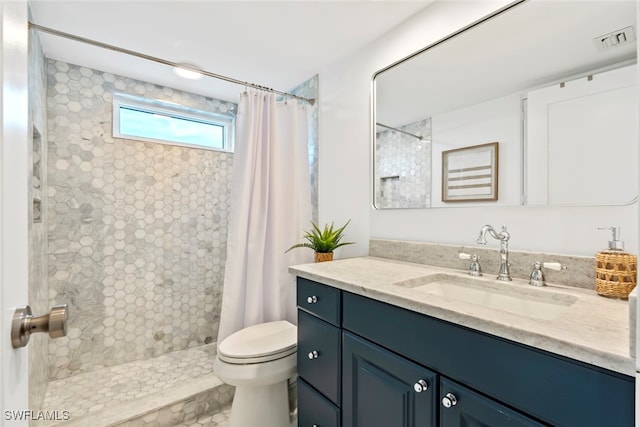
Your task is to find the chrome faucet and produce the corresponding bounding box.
[476,224,512,281]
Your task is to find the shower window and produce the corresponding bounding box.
[113,93,235,152]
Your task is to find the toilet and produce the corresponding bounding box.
[214,320,297,427]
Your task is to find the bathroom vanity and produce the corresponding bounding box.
[292,257,635,427]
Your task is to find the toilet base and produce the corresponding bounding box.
[229,380,295,427]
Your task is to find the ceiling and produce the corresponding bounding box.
[29,0,432,103]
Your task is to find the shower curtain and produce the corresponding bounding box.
[217,90,313,344]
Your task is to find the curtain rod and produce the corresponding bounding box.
[376,122,423,141]
[29,22,315,106]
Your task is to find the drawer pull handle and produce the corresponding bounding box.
[307,295,318,304]
[413,379,429,393]
[308,350,319,359]
[441,392,458,408]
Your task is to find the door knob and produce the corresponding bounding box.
[11,304,69,348]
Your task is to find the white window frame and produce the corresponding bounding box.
[112,92,235,152]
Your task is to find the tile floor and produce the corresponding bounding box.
[178,407,230,426]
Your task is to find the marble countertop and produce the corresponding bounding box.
[290,256,635,376]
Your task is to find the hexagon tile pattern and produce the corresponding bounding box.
[47,59,235,380]
[178,408,231,427]
[375,118,432,209]
[41,344,233,426]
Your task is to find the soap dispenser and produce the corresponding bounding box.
[595,226,637,299]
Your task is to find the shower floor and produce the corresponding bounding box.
[175,409,230,427]
[41,343,233,427]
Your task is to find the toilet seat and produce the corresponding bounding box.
[218,320,297,364]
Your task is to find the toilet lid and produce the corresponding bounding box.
[218,320,297,364]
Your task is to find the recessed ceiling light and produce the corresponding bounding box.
[174,64,203,80]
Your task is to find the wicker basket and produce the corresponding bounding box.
[595,251,637,299]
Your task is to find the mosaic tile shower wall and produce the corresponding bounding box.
[47,60,236,380]
[285,74,319,222]
[375,118,432,208]
[28,25,50,412]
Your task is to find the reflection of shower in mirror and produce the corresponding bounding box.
[374,118,431,209]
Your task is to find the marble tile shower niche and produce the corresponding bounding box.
[47,60,236,380]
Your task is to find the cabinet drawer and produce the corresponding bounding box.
[439,378,545,427]
[297,277,341,326]
[298,310,341,405]
[298,378,341,427]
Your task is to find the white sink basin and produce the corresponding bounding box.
[394,273,578,320]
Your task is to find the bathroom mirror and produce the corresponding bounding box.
[373,0,638,209]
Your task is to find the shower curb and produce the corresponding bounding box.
[47,374,233,427]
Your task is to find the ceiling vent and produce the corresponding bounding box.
[594,26,636,50]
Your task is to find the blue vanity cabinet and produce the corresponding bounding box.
[342,331,438,427]
[297,278,342,426]
[296,277,635,427]
[343,291,635,427]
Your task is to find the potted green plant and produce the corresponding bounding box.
[286,220,355,262]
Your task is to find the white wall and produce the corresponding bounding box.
[318,0,638,257]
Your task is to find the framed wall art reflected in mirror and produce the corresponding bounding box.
[442,142,498,203]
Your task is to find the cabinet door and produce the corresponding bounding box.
[298,378,341,427]
[440,378,545,427]
[343,332,437,427]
